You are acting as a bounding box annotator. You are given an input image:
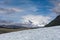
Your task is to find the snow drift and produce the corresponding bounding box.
[0,26,60,40]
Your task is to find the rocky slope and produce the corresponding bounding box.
[45,15,60,27]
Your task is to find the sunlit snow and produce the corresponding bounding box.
[0,26,60,40]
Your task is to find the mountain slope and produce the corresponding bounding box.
[0,26,60,40]
[45,15,60,27]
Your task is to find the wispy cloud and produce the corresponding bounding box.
[0,8,24,14]
[49,0,60,15]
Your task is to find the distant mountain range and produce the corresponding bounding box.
[0,23,44,29]
[0,21,43,29]
[0,20,45,29]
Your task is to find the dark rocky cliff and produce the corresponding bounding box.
[45,15,60,27]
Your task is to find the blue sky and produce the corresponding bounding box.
[0,0,59,24]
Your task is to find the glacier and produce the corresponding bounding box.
[0,26,60,40]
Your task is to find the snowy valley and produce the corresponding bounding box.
[0,26,60,40]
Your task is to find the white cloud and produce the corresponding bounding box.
[27,6,38,12]
[22,15,51,25]
[0,8,24,14]
[53,3,60,15]
[49,0,60,15]
[8,8,24,12]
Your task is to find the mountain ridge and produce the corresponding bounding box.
[45,15,60,27]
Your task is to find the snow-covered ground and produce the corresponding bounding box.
[0,26,60,40]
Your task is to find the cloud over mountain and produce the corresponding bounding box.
[22,15,51,26]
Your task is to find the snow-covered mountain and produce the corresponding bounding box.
[0,26,60,40]
[0,20,45,28]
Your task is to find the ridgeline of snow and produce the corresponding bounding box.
[0,26,60,40]
[0,20,45,28]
